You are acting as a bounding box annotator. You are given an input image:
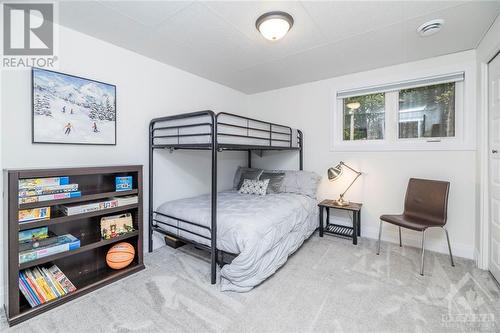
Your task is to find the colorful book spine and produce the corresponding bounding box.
[26,269,50,302]
[48,265,77,293]
[19,191,81,204]
[19,234,80,264]
[19,265,76,308]
[19,277,37,307]
[42,267,66,296]
[22,270,46,303]
[18,207,51,223]
[32,268,56,301]
[18,176,70,190]
[18,184,79,198]
[38,267,61,298]
[19,273,40,306]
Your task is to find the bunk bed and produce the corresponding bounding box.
[149,110,311,290]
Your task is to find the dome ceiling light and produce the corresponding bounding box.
[256,11,294,41]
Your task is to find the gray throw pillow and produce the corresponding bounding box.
[237,170,264,189]
[233,166,262,189]
[280,170,321,199]
[259,172,285,194]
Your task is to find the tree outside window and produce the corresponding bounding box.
[398,83,455,139]
[343,93,385,141]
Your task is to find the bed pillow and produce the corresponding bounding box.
[274,170,321,199]
[233,166,263,189]
[238,179,270,196]
[237,170,264,189]
[259,172,285,194]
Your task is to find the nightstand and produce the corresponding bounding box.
[318,199,362,245]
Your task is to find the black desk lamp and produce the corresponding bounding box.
[328,161,362,206]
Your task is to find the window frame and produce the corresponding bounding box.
[331,74,472,152]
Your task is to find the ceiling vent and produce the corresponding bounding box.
[417,19,444,37]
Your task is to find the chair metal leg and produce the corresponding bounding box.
[376,220,383,255]
[420,229,426,276]
[398,227,402,247]
[443,227,455,267]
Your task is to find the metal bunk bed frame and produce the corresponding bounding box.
[148,110,303,284]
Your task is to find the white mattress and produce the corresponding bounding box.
[153,113,298,148]
[154,190,318,292]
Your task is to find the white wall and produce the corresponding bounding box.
[0,25,247,299]
[475,14,500,269]
[245,51,478,259]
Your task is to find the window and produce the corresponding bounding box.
[333,72,470,151]
[398,83,455,139]
[343,93,385,141]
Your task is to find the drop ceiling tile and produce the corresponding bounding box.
[401,1,500,61]
[233,21,408,93]
[97,1,193,28]
[59,1,151,45]
[300,0,465,44]
[154,2,262,65]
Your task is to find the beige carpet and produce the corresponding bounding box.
[1,234,499,332]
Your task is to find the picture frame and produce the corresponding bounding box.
[32,68,117,145]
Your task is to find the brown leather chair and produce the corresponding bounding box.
[376,178,454,275]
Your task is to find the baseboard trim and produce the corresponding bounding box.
[361,224,474,260]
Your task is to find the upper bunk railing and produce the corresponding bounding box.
[150,110,301,151]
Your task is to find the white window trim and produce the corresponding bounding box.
[331,68,475,152]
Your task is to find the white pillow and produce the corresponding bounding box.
[238,179,270,196]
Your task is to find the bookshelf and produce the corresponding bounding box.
[3,165,145,326]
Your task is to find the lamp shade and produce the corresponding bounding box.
[328,163,343,181]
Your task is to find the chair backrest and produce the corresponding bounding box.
[403,178,450,226]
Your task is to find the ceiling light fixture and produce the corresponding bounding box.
[417,19,444,37]
[256,11,294,41]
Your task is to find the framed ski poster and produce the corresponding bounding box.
[32,68,116,145]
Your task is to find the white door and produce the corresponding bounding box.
[489,52,500,283]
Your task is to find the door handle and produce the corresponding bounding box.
[493,150,498,154]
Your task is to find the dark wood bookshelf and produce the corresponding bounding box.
[3,166,145,326]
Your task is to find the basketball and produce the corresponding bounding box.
[106,242,135,270]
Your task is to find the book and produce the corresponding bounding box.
[42,267,66,296]
[19,234,81,264]
[38,267,61,298]
[18,207,51,223]
[18,184,79,198]
[47,265,77,293]
[22,270,46,303]
[19,265,76,307]
[19,272,40,306]
[19,226,49,243]
[19,176,70,190]
[19,277,38,307]
[115,176,133,191]
[31,268,56,301]
[59,199,119,216]
[19,191,82,204]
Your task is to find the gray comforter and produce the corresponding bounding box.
[155,190,318,292]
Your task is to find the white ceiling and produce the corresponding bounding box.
[58,1,500,94]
